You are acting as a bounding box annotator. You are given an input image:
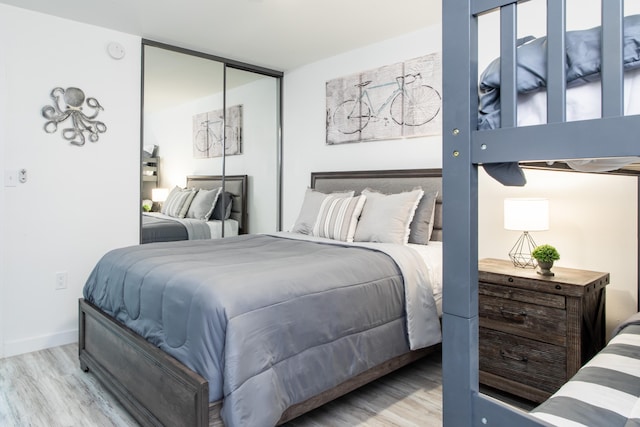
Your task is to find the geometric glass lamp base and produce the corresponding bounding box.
[508,231,538,268]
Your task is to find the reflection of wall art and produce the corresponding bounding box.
[193,105,243,158]
[41,87,107,146]
[326,53,442,145]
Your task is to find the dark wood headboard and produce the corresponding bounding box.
[186,175,248,234]
[310,169,443,241]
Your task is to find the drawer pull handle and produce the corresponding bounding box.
[500,349,528,363]
[499,307,528,322]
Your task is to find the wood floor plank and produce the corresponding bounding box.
[1,344,445,426]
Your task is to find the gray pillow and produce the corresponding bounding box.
[354,188,424,245]
[408,191,439,244]
[211,191,233,220]
[185,187,221,220]
[291,188,354,234]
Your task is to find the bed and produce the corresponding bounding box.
[442,1,640,426]
[79,168,444,427]
[141,175,248,243]
[530,314,640,426]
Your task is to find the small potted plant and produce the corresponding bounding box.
[532,244,560,276]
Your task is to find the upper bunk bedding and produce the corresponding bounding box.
[478,14,640,186]
[82,232,442,427]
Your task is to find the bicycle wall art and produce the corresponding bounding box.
[326,53,441,145]
[192,104,243,158]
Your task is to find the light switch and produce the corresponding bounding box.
[4,170,17,187]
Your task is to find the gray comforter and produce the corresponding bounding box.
[478,14,640,186]
[82,233,441,427]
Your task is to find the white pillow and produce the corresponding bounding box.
[312,195,366,242]
[185,187,222,220]
[291,188,354,234]
[354,188,424,244]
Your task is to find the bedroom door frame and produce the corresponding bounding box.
[139,39,284,241]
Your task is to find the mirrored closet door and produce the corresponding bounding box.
[141,41,282,243]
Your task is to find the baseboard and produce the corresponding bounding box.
[2,329,77,358]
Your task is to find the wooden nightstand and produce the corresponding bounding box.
[478,258,609,403]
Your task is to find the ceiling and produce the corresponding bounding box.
[0,0,441,72]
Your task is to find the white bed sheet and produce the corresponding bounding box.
[408,241,443,316]
[208,218,239,238]
[517,67,640,171]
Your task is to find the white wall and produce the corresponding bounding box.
[282,26,443,229]
[0,5,141,357]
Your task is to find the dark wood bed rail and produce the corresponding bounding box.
[80,298,439,427]
[79,299,214,427]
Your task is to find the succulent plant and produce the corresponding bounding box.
[532,244,560,263]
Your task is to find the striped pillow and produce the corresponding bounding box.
[312,195,366,242]
[161,186,196,218]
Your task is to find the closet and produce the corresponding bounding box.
[140,40,283,237]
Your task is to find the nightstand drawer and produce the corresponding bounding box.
[479,328,566,394]
[479,284,567,347]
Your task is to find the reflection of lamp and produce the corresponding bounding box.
[151,188,169,212]
[504,198,549,268]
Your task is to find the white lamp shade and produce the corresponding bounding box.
[504,198,549,231]
[151,188,169,203]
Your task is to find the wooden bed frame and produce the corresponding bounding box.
[79,168,443,427]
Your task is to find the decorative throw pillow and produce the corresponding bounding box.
[161,186,196,218]
[160,186,181,215]
[210,191,233,220]
[291,188,355,235]
[354,188,424,245]
[186,187,222,220]
[312,195,366,242]
[408,191,439,244]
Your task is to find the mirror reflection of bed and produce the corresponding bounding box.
[141,42,281,243]
[141,174,248,243]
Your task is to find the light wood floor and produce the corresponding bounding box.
[0,344,444,427]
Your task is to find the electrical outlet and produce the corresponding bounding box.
[55,271,67,290]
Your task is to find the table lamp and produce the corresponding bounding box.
[504,198,549,268]
[151,188,169,212]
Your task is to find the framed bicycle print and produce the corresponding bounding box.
[193,104,243,158]
[325,53,441,145]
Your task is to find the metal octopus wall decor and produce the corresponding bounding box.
[41,87,107,146]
